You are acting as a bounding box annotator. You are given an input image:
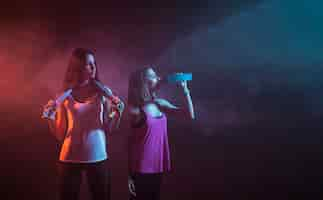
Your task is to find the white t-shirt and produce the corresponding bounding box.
[59,94,108,163]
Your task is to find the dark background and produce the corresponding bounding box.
[0,0,322,199]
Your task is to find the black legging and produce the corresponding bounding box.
[57,160,110,200]
[130,173,163,200]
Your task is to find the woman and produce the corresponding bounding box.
[127,66,195,200]
[42,48,123,200]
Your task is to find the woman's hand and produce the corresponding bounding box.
[177,73,195,119]
[181,80,189,91]
[42,100,57,120]
[128,175,136,197]
[116,100,125,115]
[110,98,125,130]
[175,72,190,94]
[180,81,190,96]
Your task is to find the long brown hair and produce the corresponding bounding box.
[62,48,100,90]
[128,66,157,107]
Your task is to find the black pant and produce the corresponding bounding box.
[131,173,163,200]
[57,160,110,200]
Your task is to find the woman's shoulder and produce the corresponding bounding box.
[154,98,171,107]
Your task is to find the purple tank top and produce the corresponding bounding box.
[129,110,171,173]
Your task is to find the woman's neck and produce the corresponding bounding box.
[79,79,91,87]
[72,80,98,100]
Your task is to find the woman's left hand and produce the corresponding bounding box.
[128,175,136,197]
[180,80,190,95]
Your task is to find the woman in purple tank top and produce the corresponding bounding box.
[127,66,195,200]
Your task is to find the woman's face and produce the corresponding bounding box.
[81,54,97,81]
[144,68,161,90]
